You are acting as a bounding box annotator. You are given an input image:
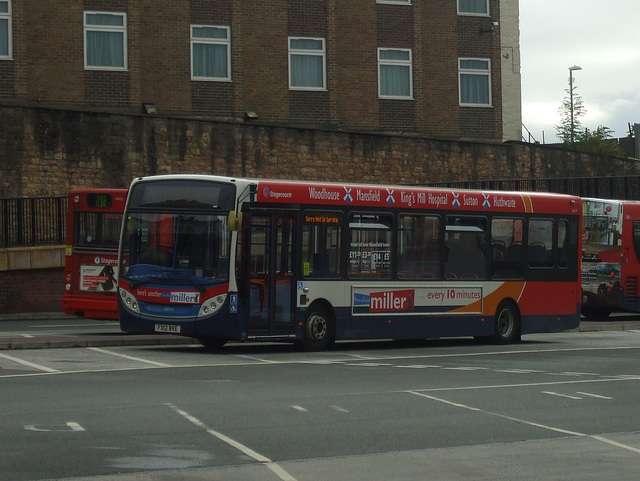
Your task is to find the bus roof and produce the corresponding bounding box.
[128,175,581,215]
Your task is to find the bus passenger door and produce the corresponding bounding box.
[247,212,296,336]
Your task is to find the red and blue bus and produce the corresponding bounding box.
[581,197,640,319]
[117,174,582,350]
[62,189,127,319]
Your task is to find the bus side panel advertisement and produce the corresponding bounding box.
[352,286,483,316]
[79,265,118,292]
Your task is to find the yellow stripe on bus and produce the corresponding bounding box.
[451,281,526,314]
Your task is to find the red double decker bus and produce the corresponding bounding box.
[117,175,582,350]
[62,189,127,319]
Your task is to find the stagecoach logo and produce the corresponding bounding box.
[344,187,353,204]
[263,187,292,200]
[95,256,117,266]
[483,194,491,209]
[452,192,460,208]
[354,289,415,313]
[386,188,395,205]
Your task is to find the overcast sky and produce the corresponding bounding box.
[519,0,640,144]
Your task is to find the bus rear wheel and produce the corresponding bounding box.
[301,305,333,352]
[494,300,521,344]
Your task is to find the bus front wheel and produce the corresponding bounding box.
[301,304,333,352]
[494,300,521,344]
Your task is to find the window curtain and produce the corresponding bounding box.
[379,49,410,97]
[291,54,323,87]
[193,43,227,78]
[87,31,124,67]
[290,38,323,88]
[86,14,124,67]
[192,27,228,78]
[380,65,410,97]
[0,18,7,56]
[461,74,490,104]
[459,0,488,14]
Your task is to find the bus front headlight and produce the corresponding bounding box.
[197,294,227,318]
[119,288,140,314]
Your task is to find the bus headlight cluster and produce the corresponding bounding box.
[198,294,227,318]
[119,288,140,314]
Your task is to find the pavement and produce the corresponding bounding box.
[0,312,638,351]
[0,312,194,350]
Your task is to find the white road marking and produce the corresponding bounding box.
[576,391,614,400]
[236,354,282,364]
[396,365,442,369]
[24,422,85,432]
[87,347,172,367]
[407,390,640,454]
[443,367,488,371]
[346,363,392,367]
[543,391,583,400]
[291,405,308,412]
[166,403,298,481]
[496,369,544,374]
[330,405,350,413]
[0,352,58,373]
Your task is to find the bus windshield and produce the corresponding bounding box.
[120,212,231,286]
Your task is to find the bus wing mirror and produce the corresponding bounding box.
[228,211,243,231]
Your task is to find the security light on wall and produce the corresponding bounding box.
[142,103,157,115]
[479,21,499,35]
[244,110,258,120]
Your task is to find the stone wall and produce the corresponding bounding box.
[1,104,639,198]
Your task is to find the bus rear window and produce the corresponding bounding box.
[74,212,122,247]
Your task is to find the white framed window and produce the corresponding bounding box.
[288,37,326,90]
[458,0,489,16]
[84,11,127,70]
[377,0,411,4]
[0,0,12,59]
[459,58,492,106]
[191,25,231,81]
[378,48,413,99]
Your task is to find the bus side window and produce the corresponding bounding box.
[397,215,440,279]
[633,221,640,264]
[557,219,569,268]
[528,219,554,268]
[444,216,487,280]
[491,218,524,279]
[302,211,342,279]
[348,213,392,278]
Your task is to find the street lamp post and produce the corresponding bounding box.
[569,65,582,143]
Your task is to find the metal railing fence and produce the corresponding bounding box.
[1,196,67,248]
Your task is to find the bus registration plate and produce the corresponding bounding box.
[155,324,181,333]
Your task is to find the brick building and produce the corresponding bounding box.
[0,0,521,142]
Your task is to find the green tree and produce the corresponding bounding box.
[577,126,626,157]
[555,77,626,158]
[555,78,586,144]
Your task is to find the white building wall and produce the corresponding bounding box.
[500,0,523,142]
